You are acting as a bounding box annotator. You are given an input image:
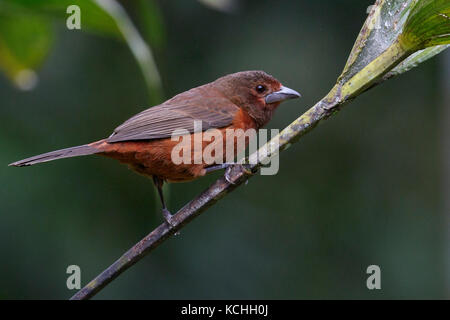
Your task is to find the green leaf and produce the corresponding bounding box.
[401,0,450,49]
[339,0,417,85]
[386,44,449,78]
[0,0,163,99]
[0,0,122,38]
[0,12,53,90]
[330,0,450,102]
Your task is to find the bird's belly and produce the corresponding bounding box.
[96,125,255,182]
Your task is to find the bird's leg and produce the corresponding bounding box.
[152,176,174,227]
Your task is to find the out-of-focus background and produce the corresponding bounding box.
[0,0,449,299]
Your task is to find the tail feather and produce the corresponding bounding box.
[9,144,100,167]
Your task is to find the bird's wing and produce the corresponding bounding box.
[107,89,239,143]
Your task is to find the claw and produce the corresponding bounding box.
[224,166,235,184]
[162,208,175,227]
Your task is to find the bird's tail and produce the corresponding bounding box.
[9,143,101,167]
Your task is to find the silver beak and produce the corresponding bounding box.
[265,86,301,104]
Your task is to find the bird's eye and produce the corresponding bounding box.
[256,85,266,93]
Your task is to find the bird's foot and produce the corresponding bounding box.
[162,208,175,227]
[224,164,256,185]
[224,166,235,184]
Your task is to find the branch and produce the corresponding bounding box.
[70,90,344,300]
[71,0,450,300]
[70,165,251,300]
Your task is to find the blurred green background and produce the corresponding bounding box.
[0,0,449,299]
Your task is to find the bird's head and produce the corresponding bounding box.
[213,70,301,127]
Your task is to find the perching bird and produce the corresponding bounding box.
[9,71,301,225]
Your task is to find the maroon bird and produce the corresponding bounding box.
[10,71,301,225]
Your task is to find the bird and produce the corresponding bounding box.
[9,71,301,225]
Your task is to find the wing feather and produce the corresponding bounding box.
[107,87,238,143]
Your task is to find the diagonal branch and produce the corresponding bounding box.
[70,165,252,300]
[70,0,450,300]
[70,92,340,300]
